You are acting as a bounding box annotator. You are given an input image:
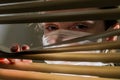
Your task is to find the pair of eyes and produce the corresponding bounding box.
[45,23,90,32]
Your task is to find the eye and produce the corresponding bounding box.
[45,24,59,32]
[70,24,89,31]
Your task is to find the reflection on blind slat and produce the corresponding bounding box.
[0,68,117,80]
[0,0,35,4]
[1,53,120,62]
[0,62,120,79]
[0,0,120,14]
[0,41,120,54]
[0,8,120,24]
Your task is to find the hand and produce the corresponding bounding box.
[0,44,32,64]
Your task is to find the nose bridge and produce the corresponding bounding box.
[50,31,68,43]
[59,22,69,30]
[47,32,63,44]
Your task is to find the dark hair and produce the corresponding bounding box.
[100,6,118,30]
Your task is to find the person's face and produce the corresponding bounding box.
[43,20,105,35]
[42,8,106,46]
[42,8,106,35]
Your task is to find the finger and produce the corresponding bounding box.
[21,44,30,51]
[21,59,32,63]
[0,58,10,64]
[21,44,31,62]
[8,44,21,64]
[7,59,24,64]
[10,44,21,52]
[7,59,15,64]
